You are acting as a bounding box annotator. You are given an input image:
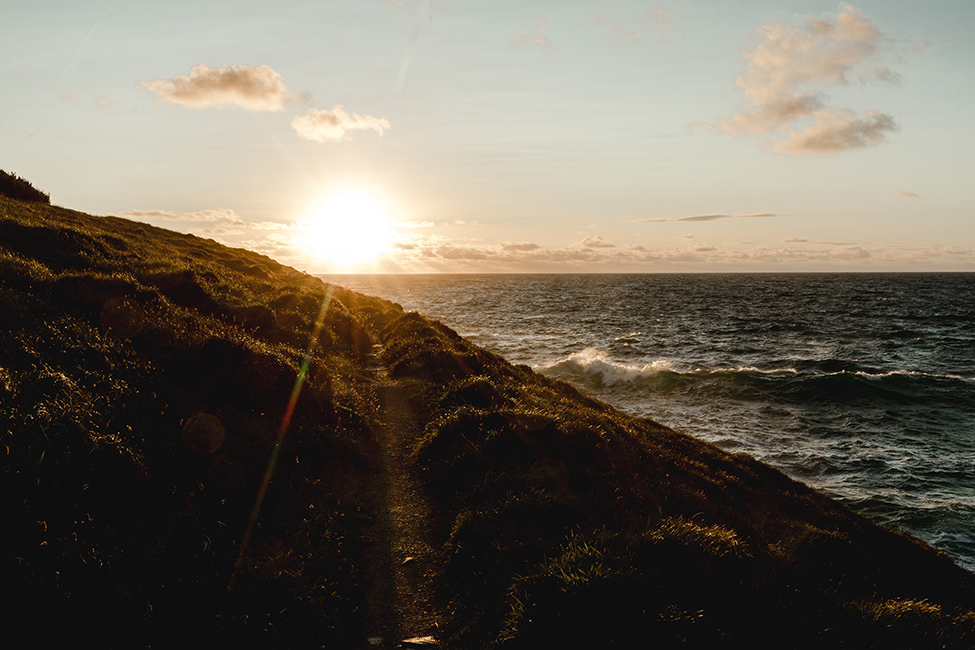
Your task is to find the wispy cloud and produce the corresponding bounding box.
[502,242,542,252]
[513,18,552,54]
[141,64,294,111]
[645,6,671,25]
[291,105,390,142]
[365,232,975,272]
[708,5,912,155]
[899,190,920,199]
[637,212,778,223]
[578,235,616,248]
[118,208,246,225]
[588,13,641,45]
[773,109,898,155]
[163,219,975,273]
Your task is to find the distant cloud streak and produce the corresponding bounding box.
[141,64,294,111]
[292,105,390,142]
[709,5,910,155]
[118,208,246,225]
[351,231,975,273]
[899,190,920,199]
[637,212,778,223]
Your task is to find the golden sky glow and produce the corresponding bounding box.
[300,188,396,271]
[4,1,974,272]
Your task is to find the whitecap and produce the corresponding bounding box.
[535,347,676,386]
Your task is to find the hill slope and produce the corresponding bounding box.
[1,196,973,648]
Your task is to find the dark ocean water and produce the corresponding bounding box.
[326,273,975,571]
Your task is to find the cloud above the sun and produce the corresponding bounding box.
[141,64,295,111]
[141,64,391,143]
[291,105,390,142]
[704,5,916,155]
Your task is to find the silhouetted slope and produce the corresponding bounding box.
[0,169,49,203]
[1,195,973,648]
[0,196,400,647]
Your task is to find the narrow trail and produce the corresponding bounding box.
[361,354,442,649]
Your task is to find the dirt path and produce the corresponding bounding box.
[361,358,442,648]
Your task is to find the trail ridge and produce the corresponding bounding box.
[362,352,441,648]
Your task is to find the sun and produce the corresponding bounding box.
[302,187,395,270]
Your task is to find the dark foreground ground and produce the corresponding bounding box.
[2,195,973,648]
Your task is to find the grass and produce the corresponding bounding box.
[0,196,400,646]
[376,304,975,648]
[1,193,973,648]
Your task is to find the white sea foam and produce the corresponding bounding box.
[535,347,676,385]
[536,348,805,385]
[852,368,975,384]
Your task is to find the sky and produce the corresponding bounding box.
[3,0,974,273]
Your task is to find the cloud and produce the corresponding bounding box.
[379,233,916,271]
[502,242,542,251]
[899,190,920,199]
[588,13,641,44]
[683,121,715,134]
[645,6,671,24]
[141,64,294,111]
[579,236,616,248]
[712,5,908,154]
[513,18,552,54]
[772,109,898,155]
[231,224,975,273]
[637,212,778,223]
[291,105,390,142]
[118,208,246,225]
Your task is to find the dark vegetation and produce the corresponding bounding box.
[0,169,50,204]
[2,191,974,648]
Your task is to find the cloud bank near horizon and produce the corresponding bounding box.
[119,206,975,273]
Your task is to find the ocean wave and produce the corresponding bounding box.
[534,348,676,386]
[534,348,975,404]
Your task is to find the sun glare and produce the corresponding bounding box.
[303,187,395,270]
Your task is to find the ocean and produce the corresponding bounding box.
[325,273,975,572]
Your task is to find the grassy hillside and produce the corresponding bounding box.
[0,169,50,204]
[1,195,973,648]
